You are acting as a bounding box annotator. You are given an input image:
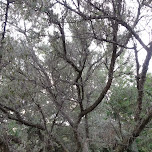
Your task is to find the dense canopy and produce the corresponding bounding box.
[0,0,152,152]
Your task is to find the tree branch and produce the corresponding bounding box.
[0,103,45,130]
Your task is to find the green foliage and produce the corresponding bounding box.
[0,0,152,152]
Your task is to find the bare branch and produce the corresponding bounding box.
[135,44,152,121]
[0,103,45,130]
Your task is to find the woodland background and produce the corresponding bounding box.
[0,0,152,152]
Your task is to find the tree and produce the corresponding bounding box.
[0,0,152,151]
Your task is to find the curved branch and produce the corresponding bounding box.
[0,103,45,130]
